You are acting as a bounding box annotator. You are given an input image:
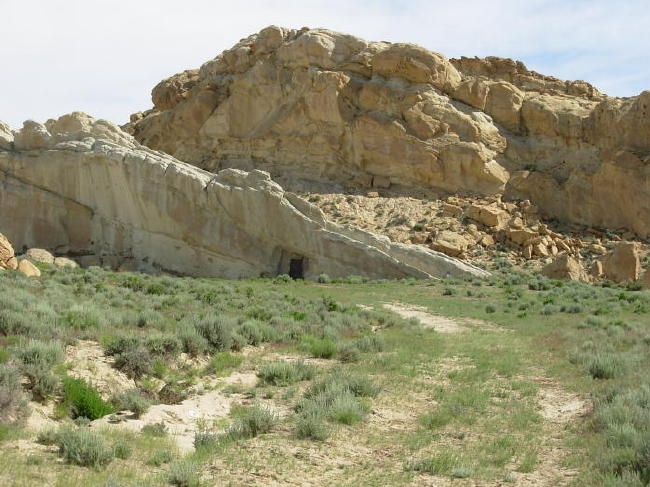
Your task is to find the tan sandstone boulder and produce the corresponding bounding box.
[601,242,641,283]
[465,204,509,229]
[542,254,587,281]
[54,257,79,268]
[0,232,15,269]
[25,248,55,265]
[17,259,41,277]
[430,231,471,258]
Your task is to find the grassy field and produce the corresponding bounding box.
[0,262,649,486]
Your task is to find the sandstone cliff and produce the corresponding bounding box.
[0,112,486,280]
[127,26,650,238]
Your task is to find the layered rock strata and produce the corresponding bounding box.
[0,113,487,280]
[127,26,650,238]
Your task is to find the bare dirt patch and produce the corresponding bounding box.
[383,303,464,333]
[93,372,260,452]
[511,378,591,487]
[65,340,135,398]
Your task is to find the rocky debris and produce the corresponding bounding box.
[0,232,15,269]
[0,112,488,280]
[430,230,471,258]
[600,242,641,283]
[17,259,40,277]
[307,191,649,278]
[465,203,509,229]
[24,248,55,265]
[542,254,588,281]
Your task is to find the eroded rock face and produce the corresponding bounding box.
[127,26,509,196]
[0,112,487,280]
[127,26,650,238]
[0,233,15,269]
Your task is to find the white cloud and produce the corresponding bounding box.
[1,0,648,128]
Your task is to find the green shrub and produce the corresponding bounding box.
[206,352,243,376]
[295,410,330,441]
[141,421,168,437]
[328,391,368,424]
[304,373,380,399]
[111,389,151,417]
[337,343,361,363]
[36,426,59,445]
[167,458,201,487]
[113,347,153,379]
[14,339,64,368]
[62,304,104,330]
[25,364,59,402]
[177,327,208,356]
[0,364,28,424]
[147,448,174,466]
[227,404,277,440]
[317,274,331,284]
[257,361,315,386]
[305,337,337,359]
[353,335,385,353]
[145,334,182,356]
[56,427,114,468]
[61,376,115,420]
[104,335,139,356]
[195,316,234,351]
[0,309,34,336]
[112,438,132,459]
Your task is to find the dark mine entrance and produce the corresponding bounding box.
[289,258,304,279]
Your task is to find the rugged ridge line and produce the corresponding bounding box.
[125,26,650,238]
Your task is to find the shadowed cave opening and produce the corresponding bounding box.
[289,258,304,279]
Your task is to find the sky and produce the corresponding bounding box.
[1,0,649,129]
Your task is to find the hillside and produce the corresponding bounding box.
[126,26,650,240]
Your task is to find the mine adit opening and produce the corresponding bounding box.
[289,258,304,279]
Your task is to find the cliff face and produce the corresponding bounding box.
[0,112,487,280]
[126,26,650,237]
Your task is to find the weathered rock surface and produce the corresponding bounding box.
[17,259,40,277]
[542,254,587,281]
[600,242,640,283]
[24,248,55,265]
[0,112,487,280]
[54,257,79,268]
[0,232,15,269]
[127,26,509,196]
[127,26,650,239]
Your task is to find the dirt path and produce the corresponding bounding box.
[383,303,465,333]
[382,302,588,486]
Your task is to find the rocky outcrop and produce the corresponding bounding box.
[127,26,509,196]
[0,112,487,280]
[127,26,650,239]
[0,233,16,270]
